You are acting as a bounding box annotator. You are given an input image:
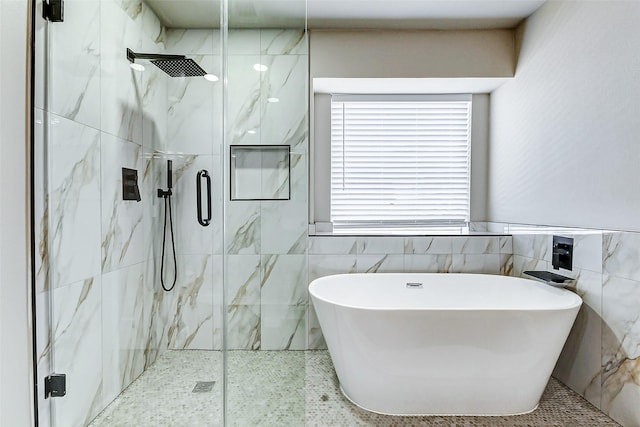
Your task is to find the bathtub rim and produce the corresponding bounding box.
[308,273,582,312]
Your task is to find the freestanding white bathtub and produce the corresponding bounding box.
[309,273,582,416]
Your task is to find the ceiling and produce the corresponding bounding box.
[147,0,546,29]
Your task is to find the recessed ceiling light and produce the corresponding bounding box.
[204,74,219,82]
[253,63,268,72]
[247,130,257,135]
[267,97,279,103]
[130,63,145,72]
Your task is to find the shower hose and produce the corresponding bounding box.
[160,194,177,292]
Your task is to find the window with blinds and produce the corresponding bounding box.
[330,94,471,231]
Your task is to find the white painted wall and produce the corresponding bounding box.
[0,0,34,426]
[310,29,515,79]
[488,1,640,231]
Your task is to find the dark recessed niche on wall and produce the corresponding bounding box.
[230,145,290,201]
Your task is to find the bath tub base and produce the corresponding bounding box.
[339,384,539,416]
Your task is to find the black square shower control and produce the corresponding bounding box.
[122,168,141,202]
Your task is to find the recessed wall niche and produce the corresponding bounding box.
[230,145,291,200]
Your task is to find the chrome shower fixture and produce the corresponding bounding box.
[126,48,207,77]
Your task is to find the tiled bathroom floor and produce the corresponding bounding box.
[90,350,619,426]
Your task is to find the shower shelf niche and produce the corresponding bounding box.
[230,145,291,201]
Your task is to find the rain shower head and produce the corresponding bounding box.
[126,48,207,77]
[150,58,206,77]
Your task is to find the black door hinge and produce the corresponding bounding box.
[42,0,64,22]
[44,374,66,398]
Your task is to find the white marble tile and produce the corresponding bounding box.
[603,231,640,282]
[260,29,307,55]
[452,236,500,254]
[169,155,223,255]
[166,55,222,155]
[228,30,261,55]
[231,147,263,199]
[500,254,513,276]
[261,202,307,254]
[602,274,640,426]
[468,221,488,232]
[227,55,261,146]
[260,55,307,153]
[226,255,261,305]
[226,201,261,254]
[101,262,149,405]
[145,154,165,261]
[261,255,307,305]
[138,1,164,44]
[403,255,452,273]
[34,4,46,110]
[404,237,452,254]
[450,254,501,274]
[487,222,510,233]
[512,232,552,261]
[308,255,357,282]
[602,379,640,427]
[100,0,143,144]
[553,269,603,408]
[512,255,548,278]
[500,236,513,254]
[146,257,172,355]
[167,254,216,350]
[261,304,306,350]
[36,291,52,426]
[51,276,103,427]
[602,275,640,360]
[571,233,603,273]
[48,0,101,129]
[356,255,405,273]
[114,0,142,21]
[101,133,146,273]
[307,303,326,350]
[308,237,358,255]
[359,237,404,254]
[226,304,260,350]
[165,29,219,55]
[260,148,291,199]
[141,50,168,153]
[290,153,307,201]
[34,109,50,294]
[49,114,102,287]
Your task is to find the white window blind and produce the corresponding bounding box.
[331,95,471,230]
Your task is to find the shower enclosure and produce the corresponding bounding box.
[34,0,308,424]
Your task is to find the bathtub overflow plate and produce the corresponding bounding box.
[406,282,423,289]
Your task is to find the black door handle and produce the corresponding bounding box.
[196,170,212,227]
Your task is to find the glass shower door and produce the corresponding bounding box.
[38,0,225,425]
[223,0,309,424]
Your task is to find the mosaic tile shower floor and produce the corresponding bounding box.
[89,350,618,426]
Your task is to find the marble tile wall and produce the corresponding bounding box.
[225,29,309,351]
[160,28,222,352]
[492,221,640,427]
[34,0,177,425]
[307,234,513,349]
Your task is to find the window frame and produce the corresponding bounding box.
[327,94,473,233]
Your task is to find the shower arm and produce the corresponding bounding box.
[126,48,186,63]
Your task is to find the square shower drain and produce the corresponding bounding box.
[192,381,216,393]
